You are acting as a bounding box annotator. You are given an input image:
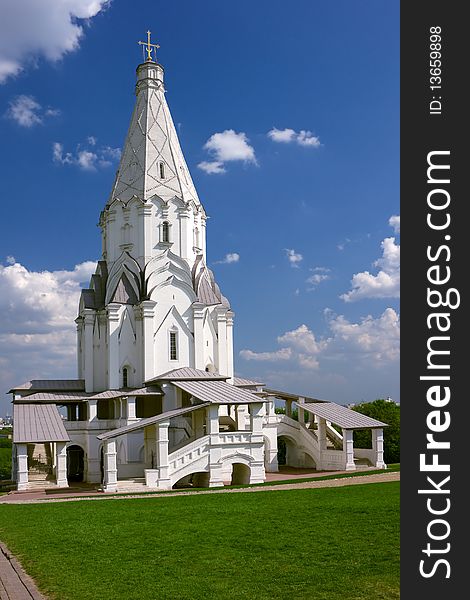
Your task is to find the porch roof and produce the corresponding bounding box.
[302,402,388,430]
[171,379,263,404]
[13,403,70,444]
[96,403,210,441]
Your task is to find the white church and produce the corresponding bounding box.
[10,35,387,493]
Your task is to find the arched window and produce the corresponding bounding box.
[122,367,128,388]
[162,221,170,243]
[159,162,165,179]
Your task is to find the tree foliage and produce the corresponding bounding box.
[352,399,400,464]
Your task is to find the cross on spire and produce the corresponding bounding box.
[138,30,160,62]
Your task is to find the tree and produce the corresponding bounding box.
[352,399,400,464]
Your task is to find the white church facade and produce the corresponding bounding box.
[9,36,387,493]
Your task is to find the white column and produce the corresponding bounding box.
[107,303,121,390]
[16,444,28,491]
[127,396,137,420]
[343,429,356,471]
[103,439,118,492]
[286,399,292,418]
[249,402,264,434]
[55,442,68,487]
[178,207,191,260]
[236,405,248,430]
[156,421,171,489]
[226,312,234,382]
[141,300,157,382]
[137,203,153,263]
[88,399,97,421]
[76,317,83,379]
[193,303,205,370]
[372,428,386,468]
[207,404,223,487]
[318,418,327,450]
[134,306,143,387]
[297,397,305,426]
[216,308,228,376]
[83,310,95,392]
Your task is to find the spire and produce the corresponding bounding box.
[109,35,201,207]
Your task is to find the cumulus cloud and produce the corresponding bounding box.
[341,237,400,302]
[328,308,400,363]
[285,248,303,268]
[239,308,399,371]
[268,127,321,148]
[0,1,110,83]
[198,129,256,174]
[53,138,121,171]
[0,258,96,405]
[5,95,59,127]
[214,252,240,264]
[306,269,330,289]
[389,214,400,234]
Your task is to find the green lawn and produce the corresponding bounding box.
[0,482,399,600]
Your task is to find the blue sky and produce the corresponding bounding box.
[0,0,399,414]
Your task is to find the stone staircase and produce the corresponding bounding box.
[115,478,149,493]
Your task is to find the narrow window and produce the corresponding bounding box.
[159,162,165,179]
[162,221,170,243]
[169,331,178,361]
[122,367,128,388]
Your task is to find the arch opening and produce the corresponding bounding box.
[67,445,85,482]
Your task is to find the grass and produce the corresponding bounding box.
[0,482,399,600]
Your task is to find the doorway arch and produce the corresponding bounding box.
[67,445,85,482]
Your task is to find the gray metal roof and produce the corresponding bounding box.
[14,392,89,403]
[13,404,70,444]
[147,367,228,383]
[302,402,388,429]
[97,403,210,440]
[172,380,263,404]
[13,387,162,404]
[233,377,265,387]
[263,388,328,403]
[9,379,85,393]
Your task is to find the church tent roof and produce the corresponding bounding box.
[13,404,70,444]
[171,380,262,405]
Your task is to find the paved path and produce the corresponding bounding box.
[1,471,400,505]
[0,544,45,600]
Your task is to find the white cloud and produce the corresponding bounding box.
[5,95,59,127]
[239,348,292,362]
[198,129,256,174]
[239,308,399,371]
[389,215,400,234]
[53,138,120,171]
[5,256,16,265]
[306,273,330,288]
[268,127,321,148]
[214,252,240,265]
[0,1,110,83]
[341,235,400,302]
[285,248,303,268]
[328,308,400,363]
[198,161,226,174]
[0,258,96,407]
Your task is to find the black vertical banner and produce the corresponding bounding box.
[401,2,468,598]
